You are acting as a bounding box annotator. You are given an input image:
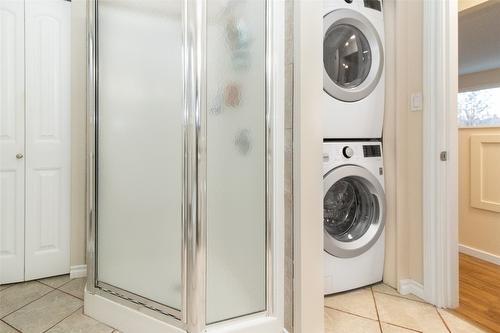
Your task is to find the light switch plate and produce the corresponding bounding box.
[410,92,423,111]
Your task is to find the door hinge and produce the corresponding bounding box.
[440,151,447,161]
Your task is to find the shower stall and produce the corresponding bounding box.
[84,0,284,332]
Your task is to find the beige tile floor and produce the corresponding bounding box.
[2,277,492,333]
[0,275,120,333]
[325,283,493,333]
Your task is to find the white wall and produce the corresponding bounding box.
[70,0,87,268]
[382,0,397,288]
[293,1,324,332]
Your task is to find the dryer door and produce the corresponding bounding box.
[323,165,385,258]
[323,8,383,102]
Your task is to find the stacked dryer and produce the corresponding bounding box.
[322,0,386,294]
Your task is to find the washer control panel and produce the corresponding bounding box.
[364,0,382,11]
[362,144,381,157]
[323,142,383,163]
[323,141,384,187]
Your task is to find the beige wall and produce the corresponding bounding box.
[459,127,500,256]
[392,0,424,285]
[372,0,426,289]
[70,0,87,267]
[402,0,424,285]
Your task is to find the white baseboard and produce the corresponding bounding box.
[70,265,87,279]
[459,244,500,265]
[399,279,424,300]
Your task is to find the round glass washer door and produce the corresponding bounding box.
[323,165,385,258]
[323,9,384,102]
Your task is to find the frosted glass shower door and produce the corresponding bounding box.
[206,0,268,323]
[96,0,183,311]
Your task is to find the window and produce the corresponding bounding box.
[458,87,500,127]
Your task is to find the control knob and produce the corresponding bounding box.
[343,146,354,159]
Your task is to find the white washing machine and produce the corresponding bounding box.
[323,0,385,139]
[323,141,385,294]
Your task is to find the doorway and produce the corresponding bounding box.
[456,2,500,331]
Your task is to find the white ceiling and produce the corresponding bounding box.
[459,1,500,75]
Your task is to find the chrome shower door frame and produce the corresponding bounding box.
[86,0,188,328]
[86,0,277,332]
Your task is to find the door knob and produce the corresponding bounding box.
[16,153,24,159]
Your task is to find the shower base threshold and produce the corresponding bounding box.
[84,288,282,333]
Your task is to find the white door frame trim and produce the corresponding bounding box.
[422,0,459,308]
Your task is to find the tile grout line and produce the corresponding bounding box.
[54,284,85,302]
[41,305,83,333]
[324,305,379,322]
[37,276,73,290]
[372,290,428,304]
[380,321,423,333]
[1,282,83,327]
[435,308,452,333]
[371,286,425,333]
[38,276,85,302]
[370,287,383,333]
[324,303,424,333]
[1,287,57,320]
[1,319,21,332]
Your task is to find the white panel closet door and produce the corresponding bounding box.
[24,0,71,280]
[0,0,26,284]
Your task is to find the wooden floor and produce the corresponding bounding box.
[454,253,500,332]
